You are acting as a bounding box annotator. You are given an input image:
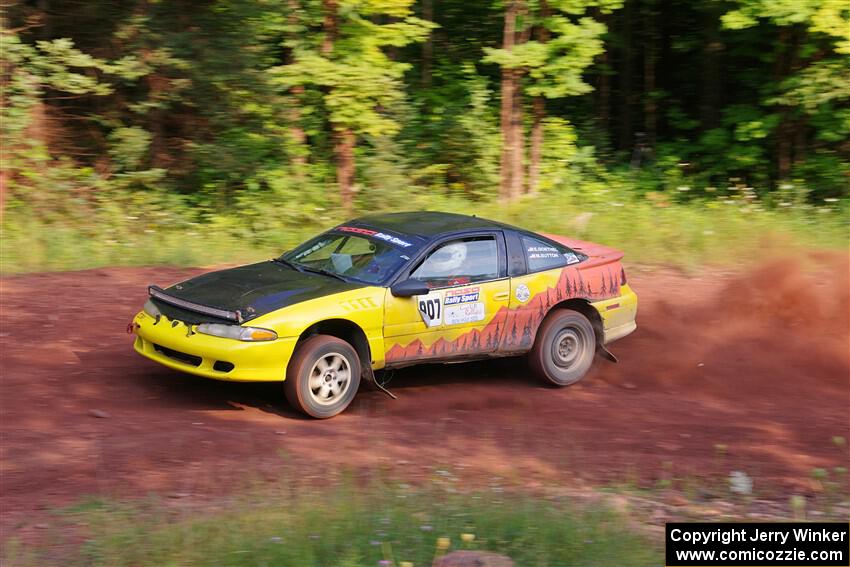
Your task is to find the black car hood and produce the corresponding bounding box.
[151,261,365,323]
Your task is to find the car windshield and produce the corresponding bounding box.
[280,230,416,285]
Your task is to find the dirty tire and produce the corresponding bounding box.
[529,309,596,386]
[284,335,361,419]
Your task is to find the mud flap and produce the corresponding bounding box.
[597,344,618,363]
[362,367,398,399]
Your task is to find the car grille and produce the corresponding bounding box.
[153,343,202,367]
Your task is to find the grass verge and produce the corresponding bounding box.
[2,188,847,274]
[4,484,660,566]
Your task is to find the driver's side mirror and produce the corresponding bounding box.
[390,279,430,298]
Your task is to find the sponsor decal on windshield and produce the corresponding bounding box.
[338,226,413,248]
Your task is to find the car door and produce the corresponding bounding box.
[383,232,510,365]
[498,230,583,353]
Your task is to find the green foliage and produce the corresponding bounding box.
[483,0,621,101]
[774,58,850,146]
[525,16,609,98]
[712,0,850,197]
[107,127,153,171]
[274,0,434,137]
[1,31,109,212]
[722,0,850,53]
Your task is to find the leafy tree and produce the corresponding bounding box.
[0,25,150,217]
[2,0,848,229]
[274,0,433,211]
[484,0,621,199]
[721,0,850,192]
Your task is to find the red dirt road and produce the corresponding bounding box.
[1,255,848,537]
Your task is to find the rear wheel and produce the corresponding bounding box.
[529,309,596,386]
[284,335,361,418]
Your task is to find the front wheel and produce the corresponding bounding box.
[529,309,596,386]
[284,335,361,418]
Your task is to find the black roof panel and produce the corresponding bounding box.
[344,211,512,239]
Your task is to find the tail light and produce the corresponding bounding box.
[620,267,627,285]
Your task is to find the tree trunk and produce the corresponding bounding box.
[0,6,12,216]
[789,29,805,170]
[527,0,549,195]
[0,167,8,217]
[617,2,633,152]
[510,0,529,197]
[335,128,356,213]
[322,0,355,211]
[421,0,433,87]
[598,58,610,129]
[288,0,306,177]
[37,0,51,40]
[322,0,338,55]
[699,3,723,131]
[793,117,806,166]
[776,112,792,179]
[596,34,610,145]
[499,0,518,201]
[528,96,544,195]
[774,26,793,179]
[643,0,657,149]
[510,64,524,198]
[288,85,307,177]
[146,73,166,169]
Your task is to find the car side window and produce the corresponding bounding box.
[522,235,571,272]
[410,236,499,288]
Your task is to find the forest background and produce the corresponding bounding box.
[1,0,847,272]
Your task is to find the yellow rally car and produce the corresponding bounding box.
[131,212,637,418]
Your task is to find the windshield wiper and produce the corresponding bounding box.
[272,257,304,272]
[299,265,348,282]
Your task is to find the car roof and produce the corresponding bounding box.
[344,211,514,240]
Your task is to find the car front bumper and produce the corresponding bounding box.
[131,311,298,382]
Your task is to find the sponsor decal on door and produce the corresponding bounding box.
[444,302,486,325]
[416,286,487,327]
[443,287,480,305]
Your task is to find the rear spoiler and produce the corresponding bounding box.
[148,285,243,323]
[541,233,625,268]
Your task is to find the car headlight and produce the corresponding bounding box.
[143,299,161,317]
[196,323,277,342]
